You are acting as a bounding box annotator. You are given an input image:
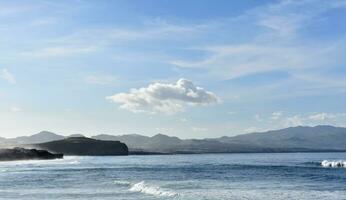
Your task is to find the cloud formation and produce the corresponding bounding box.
[283,113,346,127]
[106,79,220,114]
[308,113,335,121]
[85,74,117,85]
[270,111,283,120]
[10,106,21,112]
[0,68,16,84]
[21,46,96,58]
[170,0,346,95]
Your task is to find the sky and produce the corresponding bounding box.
[0,0,346,138]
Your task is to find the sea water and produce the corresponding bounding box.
[0,153,346,200]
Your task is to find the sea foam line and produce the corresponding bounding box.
[129,181,178,197]
[113,180,131,186]
[321,160,346,168]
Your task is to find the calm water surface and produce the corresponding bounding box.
[0,153,346,200]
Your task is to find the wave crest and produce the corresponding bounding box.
[113,180,131,186]
[321,160,346,168]
[129,181,178,197]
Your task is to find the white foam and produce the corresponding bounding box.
[113,180,131,186]
[321,160,346,168]
[0,156,81,166]
[129,181,178,197]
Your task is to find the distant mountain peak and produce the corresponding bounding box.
[152,133,168,138]
[11,131,65,144]
[36,131,59,136]
[67,134,85,138]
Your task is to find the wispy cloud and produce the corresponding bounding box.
[10,106,21,112]
[270,111,283,120]
[248,111,346,131]
[192,126,208,132]
[254,114,263,122]
[308,113,337,121]
[0,68,16,84]
[85,74,117,86]
[283,112,346,127]
[17,19,208,60]
[227,111,237,115]
[242,126,262,133]
[0,4,32,16]
[170,0,346,95]
[49,19,207,48]
[20,46,96,58]
[284,115,304,127]
[29,17,57,27]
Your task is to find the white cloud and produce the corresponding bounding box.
[29,17,57,26]
[10,106,21,112]
[21,46,96,58]
[60,19,206,43]
[156,127,173,133]
[254,114,262,122]
[227,111,237,115]
[192,126,208,132]
[242,127,261,133]
[106,79,220,114]
[284,115,303,127]
[308,113,336,121]
[19,20,204,59]
[85,74,117,85]
[180,118,188,123]
[0,68,16,84]
[270,111,283,120]
[282,112,346,127]
[0,5,31,16]
[170,0,346,92]
[171,43,341,80]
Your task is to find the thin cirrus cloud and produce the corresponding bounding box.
[0,68,16,84]
[282,113,346,127]
[17,20,205,59]
[84,74,117,86]
[10,106,21,112]
[20,46,96,58]
[106,79,220,114]
[250,112,346,130]
[170,0,346,90]
[192,126,208,132]
[270,111,283,120]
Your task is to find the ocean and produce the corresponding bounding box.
[0,153,345,200]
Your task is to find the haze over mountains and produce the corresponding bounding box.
[1,125,346,153]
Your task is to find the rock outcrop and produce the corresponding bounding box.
[35,137,128,156]
[0,147,63,161]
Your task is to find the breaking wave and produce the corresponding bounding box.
[113,180,131,186]
[129,181,178,197]
[321,160,346,168]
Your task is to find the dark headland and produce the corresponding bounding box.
[0,148,63,161]
[34,137,129,156]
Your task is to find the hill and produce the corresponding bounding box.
[216,125,346,150]
[7,131,64,144]
[33,137,128,156]
[2,125,346,154]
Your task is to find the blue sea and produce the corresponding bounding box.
[0,153,346,200]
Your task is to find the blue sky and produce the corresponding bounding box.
[1,0,346,138]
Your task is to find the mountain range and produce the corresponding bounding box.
[1,125,346,153]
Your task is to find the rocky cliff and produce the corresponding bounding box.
[34,137,128,156]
